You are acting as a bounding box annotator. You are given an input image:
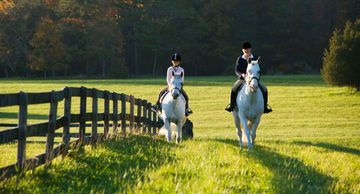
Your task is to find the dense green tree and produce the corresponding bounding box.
[0,0,359,78]
[57,0,127,77]
[28,16,65,78]
[322,19,360,90]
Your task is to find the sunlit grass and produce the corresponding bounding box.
[0,75,359,193]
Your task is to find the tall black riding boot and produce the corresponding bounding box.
[225,91,237,112]
[263,90,272,113]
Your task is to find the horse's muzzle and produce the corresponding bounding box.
[249,76,260,93]
[250,85,258,92]
[171,88,180,99]
[172,93,179,99]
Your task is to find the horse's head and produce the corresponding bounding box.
[169,71,183,99]
[246,57,261,93]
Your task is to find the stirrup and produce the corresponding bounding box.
[225,104,234,112]
[151,104,159,112]
[264,105,273,113]
[185,108,193,116]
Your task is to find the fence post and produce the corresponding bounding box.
[63,87,71,157]
[79,87,87,145]
[45,91,58,164]
[136,99,141,133]
[147,103,152,134]
[152,109,157,135]
[91,88,98,145]
[121,94,126,136]
[17,91,27,172]
[112,92,118,136]
[104,90,110,138]
[129,95,134,134]
[142,100,147,134]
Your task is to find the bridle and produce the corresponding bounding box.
[249,76,260,82]
[170,82,182,99]
[171,86,181,93]
[247,75,260,85]
[247,73,261,92]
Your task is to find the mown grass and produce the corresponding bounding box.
[0,75,359,193]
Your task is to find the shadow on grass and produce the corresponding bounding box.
[214,138,333,194]
[0,135,175,193]
[293,141,360,156]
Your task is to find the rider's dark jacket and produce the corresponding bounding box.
[235,55,258,80]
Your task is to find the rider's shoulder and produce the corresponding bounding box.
[167,66,175,71]
[238,55,258,63]
[237,57,247,64]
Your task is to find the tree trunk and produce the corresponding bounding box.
[24,43,30,78]
[64,66,68,78]
[191,54,198,76]
[133,25,138,76]
[85,34,90,77]
[86,60,89,77]
[152,51,158,76]
[102,59,106,78]
[3,65,8,77]
[52,67,55,78]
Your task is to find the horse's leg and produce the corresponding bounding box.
[176,121,183,144]
[232,111,243,148]
[247,121,253,145]
[251,117,261,146]
[240,115,253,150]
[164,119,172,142]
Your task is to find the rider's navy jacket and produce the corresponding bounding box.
[235,55,258,80]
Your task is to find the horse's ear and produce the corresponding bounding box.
[247,58,252,64]
[257,56,261,64]
[180,72,183,77]
[172,71,175,77]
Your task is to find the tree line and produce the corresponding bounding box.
[322,19,360,90]
[0,0,359,78]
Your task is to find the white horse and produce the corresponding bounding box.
[232,58,264,150]
[158,72,187,143]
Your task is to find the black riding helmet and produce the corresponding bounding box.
[171,53,181,61]
[242,42,252,49]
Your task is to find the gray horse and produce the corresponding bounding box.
[232,58,264,150]
[158,72,187,144]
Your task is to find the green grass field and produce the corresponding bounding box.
[0,75,359,193]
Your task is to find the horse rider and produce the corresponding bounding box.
[151,53,193,116]
[225,42,272,113]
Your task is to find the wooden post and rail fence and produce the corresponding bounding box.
[0,86,162,180]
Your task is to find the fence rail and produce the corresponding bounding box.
[0,86,161,180]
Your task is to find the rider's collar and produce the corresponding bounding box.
[241,54,254,60]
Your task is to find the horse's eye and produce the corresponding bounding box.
[258,70,261,74]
